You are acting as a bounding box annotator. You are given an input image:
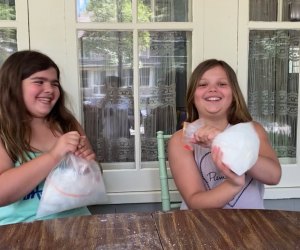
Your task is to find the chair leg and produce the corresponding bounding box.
[160,176,171,212]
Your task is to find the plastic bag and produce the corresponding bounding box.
[36,154,107,218]
[182,119,203,150]
[212,122,260,176]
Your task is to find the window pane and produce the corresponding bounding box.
[78,30,134,163]
[248,30,299,160]
[138,0,191,22]
[139,31,191,161]
[250,0,300,21]
[283,0,300,21]
[0,0,15,20]
[0,28,17,65]
[77,0,132,23]
[249,0,278,21]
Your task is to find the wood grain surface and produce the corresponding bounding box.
[1,209,299,249]
[0,213,162,250]
[153,209,300,250]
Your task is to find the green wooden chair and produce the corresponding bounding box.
[156,131,181,212]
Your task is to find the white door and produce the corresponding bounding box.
[238,0,300,199]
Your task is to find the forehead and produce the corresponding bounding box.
[26,67,59,80]
[201,65,228,79]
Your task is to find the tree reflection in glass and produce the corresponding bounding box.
[0,1,17,65]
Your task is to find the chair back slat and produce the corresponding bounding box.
[156,131,181,212]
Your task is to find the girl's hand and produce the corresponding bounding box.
[74,136,96,161]
[193,125,222,148]
[48,131,81,162]
[211,146,245,188]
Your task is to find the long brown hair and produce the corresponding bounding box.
[0,50,80,163]
[186,59,252,124]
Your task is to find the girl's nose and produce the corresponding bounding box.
[208,84,217,92]
[43,82,54,92]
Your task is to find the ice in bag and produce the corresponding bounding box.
[212,122,260,176]
[36,154,107,218]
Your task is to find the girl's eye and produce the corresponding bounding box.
[218,82,228,87]
[51,81,60,87]
[197,82,207,87]
[33,81,44,85]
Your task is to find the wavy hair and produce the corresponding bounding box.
[185,59,252,124]
[0,50,80,163]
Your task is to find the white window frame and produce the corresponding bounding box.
[0,0,29,51]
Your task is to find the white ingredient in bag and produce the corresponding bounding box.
[36,154,107,218]
[212,122,260,176]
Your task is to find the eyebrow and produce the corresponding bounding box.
[199,78,229,81]
[30,76,59,83]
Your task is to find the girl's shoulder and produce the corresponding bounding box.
[169,129,183,144]
[250,121,269,141]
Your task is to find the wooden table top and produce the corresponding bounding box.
[1,209,299,249]
[0,213,162,250]
[153,209,300,250]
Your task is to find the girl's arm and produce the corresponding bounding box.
[168,130,245,209]
[0,131,81,206]
[246,121,282,185]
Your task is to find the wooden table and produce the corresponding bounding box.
[0,213,162,249]
[1,209,299,249]
[153,209,300,250]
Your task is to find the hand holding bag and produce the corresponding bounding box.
[36,154,107,218]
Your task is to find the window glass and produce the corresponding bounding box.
[0,28,17,65]
[0,1,16,65]
[0,0,15,20]
[249,0,278,21]
[283,0,300,21]
[139,31,191,161]
[78,30,134,163]
[248,30,299,160]
[138,0,191,22]
[77,0,132,22]
[249,0,300,22]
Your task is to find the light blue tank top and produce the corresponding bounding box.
[181,126,265,210]
[0,152,90,225]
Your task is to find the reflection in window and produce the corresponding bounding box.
[0,28,17,65]
[138,0,191,22]
[250,0,300,21]
[78,30,134,163]
[77,0,132,23]
[0,0,15,20]
[139,31,191,161]
[248,30,299,160]
[77,0,191,23]
[249,0,278,21]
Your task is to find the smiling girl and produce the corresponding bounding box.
[0,50,96,225]
[168,59,281,210]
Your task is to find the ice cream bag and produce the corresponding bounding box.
[36,154,107,218]
[212,122,260,176]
